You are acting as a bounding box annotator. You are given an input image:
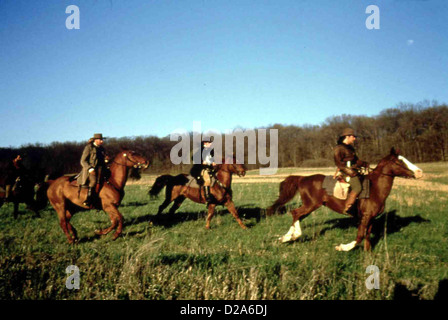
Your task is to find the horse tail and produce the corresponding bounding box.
[149,175,173,198]
[267,175,304,216]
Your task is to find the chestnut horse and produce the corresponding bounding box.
[149,159,247,229]
[267,148,423,251]
[47,150,149,243]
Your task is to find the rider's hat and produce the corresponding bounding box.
[340,128,357,137]
[201,137,213,145]
[92,133,106,140]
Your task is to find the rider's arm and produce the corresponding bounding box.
[334,147,357,177]
[80,145,93,172]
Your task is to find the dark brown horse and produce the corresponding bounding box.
[149,159,247,229]
[47,150,149,243]
[267,148,423,251]
[0,176,48,219]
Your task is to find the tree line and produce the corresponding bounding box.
[1,101,446,181]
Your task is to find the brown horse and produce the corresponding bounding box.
[267,148,423,251]
[47,150,149,243]
[149,159,247,229]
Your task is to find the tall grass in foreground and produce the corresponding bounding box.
[1,163,447,299]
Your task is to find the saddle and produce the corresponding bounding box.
[322,175,370,200]
[68,173,84,186]
[185,171,216,189]
[68,173,103,194]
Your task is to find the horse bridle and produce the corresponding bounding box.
[113,152,147,168]
[378,158,414,178]
[216,163,245,177]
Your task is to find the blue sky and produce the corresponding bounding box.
[1,0,447,147]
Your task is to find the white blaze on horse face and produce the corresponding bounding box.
[398,155,423,178]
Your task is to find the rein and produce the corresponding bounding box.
[112,153,145,168]
[374,159,412,178]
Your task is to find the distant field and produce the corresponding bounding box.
[1,162,447,300]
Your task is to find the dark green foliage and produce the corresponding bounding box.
[1,102,447,179]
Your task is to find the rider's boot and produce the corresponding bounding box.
[205,186,213,203]
[343,191,358,214]
[83,187,93,207]
[4,185,11,203]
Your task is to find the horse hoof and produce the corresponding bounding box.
[112,233,121,241]
[335,241,356,251]
[94,229,102,235]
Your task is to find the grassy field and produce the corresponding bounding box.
[1,163,447,300]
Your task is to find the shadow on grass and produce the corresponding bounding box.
[394,279,448,300]
[121,201,148,208]
[147,211,206,228]
[129,204,266,229]
[314,210,430,249]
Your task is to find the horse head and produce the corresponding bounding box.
[114,150,150,169]
[380,147,423,179]
[220,156,246,177]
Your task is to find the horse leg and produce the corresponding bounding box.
[335,215,370,252]
[112,209,124,241]
[168,196,185,215]
[157,187,173,215]
[157,198,172,215]
[51,201,75,244]
[94,204,123,240]
[223,200,247,230]
[279,204,318,243]
[364,221,374,251]
[267,198,286,216]
[65,210,78,243]
[205,203,217,229]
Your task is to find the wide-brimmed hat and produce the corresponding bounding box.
[92,133,106,140]
[201,138,213,144]
[340,128,357,137]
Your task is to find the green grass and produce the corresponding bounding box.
[1,164,447,300]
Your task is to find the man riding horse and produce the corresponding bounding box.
[4,155,27,202]
[190,138,216,203]
[78,133,108,206]
[333,128,369,214]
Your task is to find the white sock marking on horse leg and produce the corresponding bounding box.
[335,240,357,251]
[292,220,302,240]
[280,225,295,242]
